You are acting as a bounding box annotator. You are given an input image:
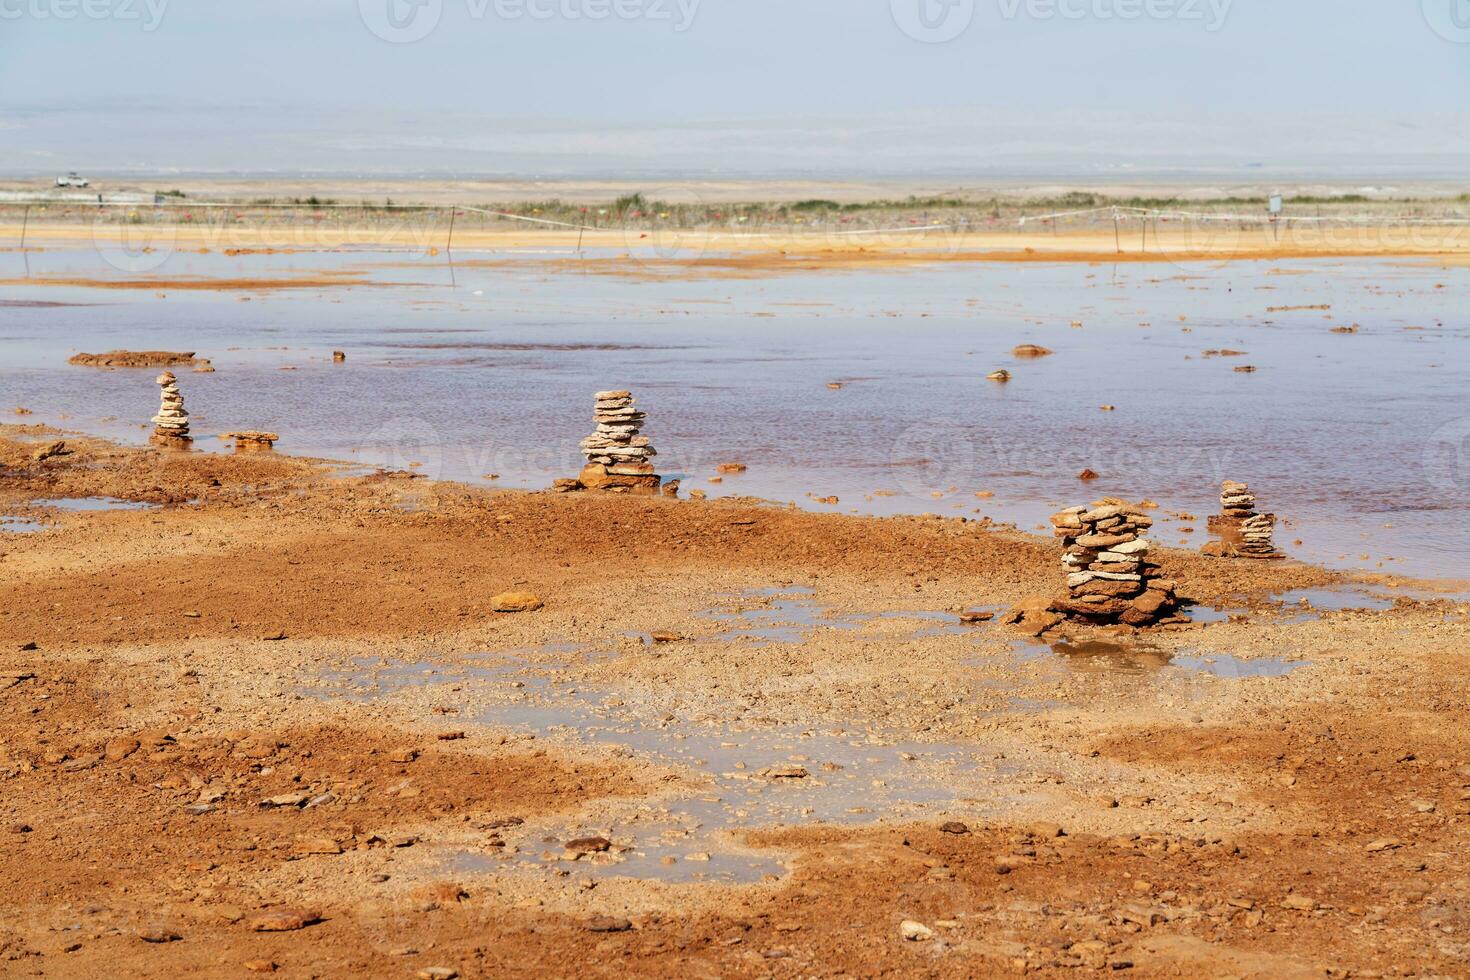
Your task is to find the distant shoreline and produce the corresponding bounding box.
[3,174,1469,208]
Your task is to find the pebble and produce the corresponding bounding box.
[586,916,632,933]
[246,909,321,932]
[491,591,543,613]
[900,920,934,941]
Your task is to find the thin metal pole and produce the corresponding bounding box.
[446,207,456,253]
[19,205,29,250]
[1113,208,1121,252]
[577,224,585,255]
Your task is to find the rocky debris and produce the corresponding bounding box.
[1001,595,1064,637]
[761,765,810,779]
[987,369,1012,382]
[491,591,543,613]
[1012,344,1054,358]
[586,916,632,933]
[332,350,347,362]
[151,372,191,443]
[1077,468,1100,481]
[409,882,467,907]
[138,927,182,943]
[31,440,71,462]
[1044,499,1179,628]
[1203,480,1282,559]
[900,920,934,941]
[222,431,278,452]
[69,350,212,370]
[958,610,994,624]
[568,390,663,495]
[716,462,747,474]
[245,909,321,932]
[939,821,970,834]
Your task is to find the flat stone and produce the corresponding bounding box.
[491,591,543,613]
[246,909,321,932]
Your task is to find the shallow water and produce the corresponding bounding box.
[0,516,46,533]
[313,651,1008,884]
[3,246,1467,577]
[1170,653,1306,678]
[30,496,158,512]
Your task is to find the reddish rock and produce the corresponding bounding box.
[491,591,543,613]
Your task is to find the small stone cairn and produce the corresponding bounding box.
[151,371,191,442]
[570,390,662,494]
[1050,499,1178,627]
[1204,480,1281,559]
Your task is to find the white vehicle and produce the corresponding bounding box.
[55,172,90,188]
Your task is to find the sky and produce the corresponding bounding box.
[2,0,1469,177]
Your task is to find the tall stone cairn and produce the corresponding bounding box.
[1204,480,1281,558]
[1050,499,1178,627]
[151,371,191,442]
[576,390,661,494]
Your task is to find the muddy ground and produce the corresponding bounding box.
[1,425,1466,978]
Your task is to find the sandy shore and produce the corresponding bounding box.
[2,425,1466,977]
[4,222,1469,278]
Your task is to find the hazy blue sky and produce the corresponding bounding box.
[3,0,1468,176]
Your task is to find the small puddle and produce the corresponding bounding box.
[1170,653,1306,678]
[30,496,159,513]
[1048,639,1174,674]
[0,516,47,533]
[697,587,863,645]
[1011,636,1308,679]
[1269,586,1395,623]
[311,647,1013,885]
[695,588,995,645]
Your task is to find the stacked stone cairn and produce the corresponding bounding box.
[1050,499,1178,627]
[150,371,191,442]
[1204,480,1281,559]
[575,390,662,494]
